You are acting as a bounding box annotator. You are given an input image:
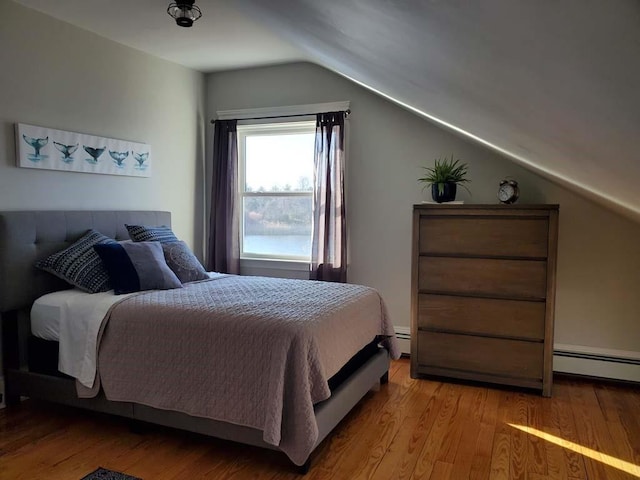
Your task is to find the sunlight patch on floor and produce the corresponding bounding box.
[509,423,640,478]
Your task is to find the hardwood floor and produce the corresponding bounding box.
[0,359,638,479]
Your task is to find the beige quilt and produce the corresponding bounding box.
[93,275,399,465]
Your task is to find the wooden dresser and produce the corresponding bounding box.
[410,204,559,396]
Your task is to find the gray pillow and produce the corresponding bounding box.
[35,229,116,293]
[93,241,182,295]
[162,241,209,283]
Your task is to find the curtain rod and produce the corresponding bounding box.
[210,109,350,124]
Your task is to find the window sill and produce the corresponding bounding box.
[240,258,310,280]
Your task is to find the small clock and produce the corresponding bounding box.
[498,179,519,204]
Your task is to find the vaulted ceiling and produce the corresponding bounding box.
[13,0,640,220]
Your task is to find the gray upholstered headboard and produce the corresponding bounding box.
[0,210,171,312]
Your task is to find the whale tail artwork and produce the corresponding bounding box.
[53,141,79,163]
[83,146,106,164]
[109,150,129,167]
[17,123,150,177]
[22,134,49,161]
[134,151,149,169]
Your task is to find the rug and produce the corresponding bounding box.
[80,467,141,480]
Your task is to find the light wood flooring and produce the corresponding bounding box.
[0,359,639,479]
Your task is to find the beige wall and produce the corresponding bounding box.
[0,1,206,253]
[0,1,205,380]
[207,62,640,357]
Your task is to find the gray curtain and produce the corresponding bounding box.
[310,112,347,282]
[207,119,240,274]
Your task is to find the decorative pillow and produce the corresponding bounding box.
[35,229,116,293]
[162,241,209,283]
[125,224,179,243]
[93,241,182,295]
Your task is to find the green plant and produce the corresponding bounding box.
[418,155,471,195]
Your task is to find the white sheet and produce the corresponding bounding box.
[59,290,137,388]
[31,290,85,341]
[31,289,133,388]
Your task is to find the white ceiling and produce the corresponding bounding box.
[13,0,306,72]
[13,0,640,221]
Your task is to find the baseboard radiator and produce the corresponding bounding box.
[553,344,640,383]
[394,327,411,357]
[394,327,640,383]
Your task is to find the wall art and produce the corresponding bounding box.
[15,123,151,177]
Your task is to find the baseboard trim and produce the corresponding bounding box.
[393,331,640,383]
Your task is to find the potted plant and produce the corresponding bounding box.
[419,155,471,203]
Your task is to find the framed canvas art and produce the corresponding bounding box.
[15,123,151,177]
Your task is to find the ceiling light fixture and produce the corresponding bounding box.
[167,0,202,28]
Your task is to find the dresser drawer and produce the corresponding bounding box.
[418,256,547,299]
[417,331,543,380]
[419,216,548,258]
[418,294,545,340]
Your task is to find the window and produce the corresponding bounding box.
[237,121,315,261]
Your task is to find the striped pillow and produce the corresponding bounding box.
[125,224,179,243]
[35,229,116,293]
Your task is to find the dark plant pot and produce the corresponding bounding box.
[431,182,457,203]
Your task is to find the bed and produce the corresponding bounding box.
[0,210,398,473]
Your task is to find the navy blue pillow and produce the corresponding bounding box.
[94,241,182,295]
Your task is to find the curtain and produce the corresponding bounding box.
[310,112,347,282]
[207,119,240,274]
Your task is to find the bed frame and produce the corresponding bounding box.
[0,210,390,473]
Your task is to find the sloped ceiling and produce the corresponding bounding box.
[233,0,640,221]
[12,0,640,220]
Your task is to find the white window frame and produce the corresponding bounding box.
[237,120,316,262]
